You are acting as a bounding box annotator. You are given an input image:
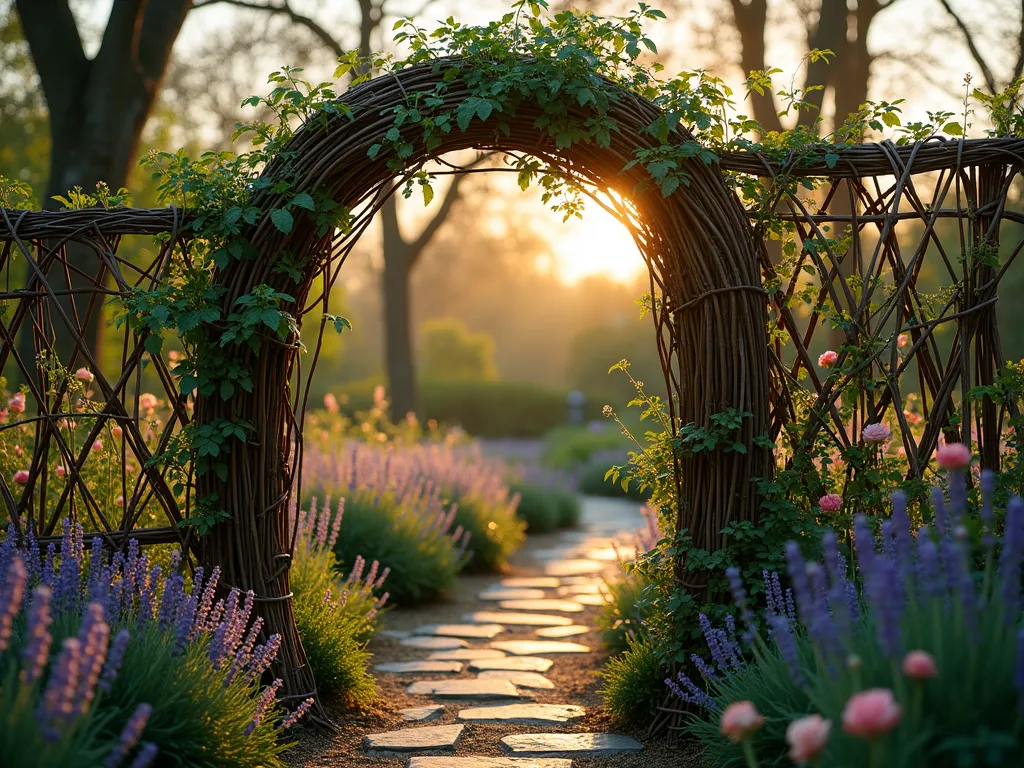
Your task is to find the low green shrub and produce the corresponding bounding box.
[542,423,631,469]
[598,567,651,652]
[510,483,561,533]
[453,495,526,572]
[599,635,665,723]
[578,458,653,501]
[551,489,582,527]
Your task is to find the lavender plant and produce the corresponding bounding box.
[290,496,388,704]
[0,522,309,767]
[671,449,1024,768]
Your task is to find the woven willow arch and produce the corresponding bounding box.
[1,62,1022,705]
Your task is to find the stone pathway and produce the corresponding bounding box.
[354,496,650,767]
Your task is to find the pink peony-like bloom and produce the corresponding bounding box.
[116,496,124,507]
[91,439,103,453]
[55,465,66,478]
[818,350,839,368]
[323,393,339,414]
[819,493,843,512]
[862,423,891,444]
[897,333,910,348]
[936,442,971,471]
[842,688,902,739]
[12,470,30,485]
[902,650,938,680]
[111,425,123,439]
[139,393,158,412]
[787,714,831,764]
[75,367,94,383]
[720,700,765,743]
[904,411,921,426]
[168,350,179,362]
[8,392,25,414]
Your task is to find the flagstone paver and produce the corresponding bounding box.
[469,656,554,672]
[499,577,561,589]
[363,724,464,754]
[479,588,548,601]
[375,660,463,674]
[476,670,555,689]
[399,705,445,722]
[408,759,573,767]
[496,599,585,613]
[490,640,591,656]
[534,624,590,638]
[499,732,644,757]
[414,623,505,639]
[543,559,604,577]
[572,594,608,607]
[400,636,470,650]
[457,703,585,725]
[463,611,572,627]
[380,629,412,639]
[406,679,530,700]
[427,648,507,661]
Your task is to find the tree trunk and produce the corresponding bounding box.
[381,195,419,419]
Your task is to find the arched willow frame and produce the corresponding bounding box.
[1,61,1021,702]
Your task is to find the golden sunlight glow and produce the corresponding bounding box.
[546,205,646,285]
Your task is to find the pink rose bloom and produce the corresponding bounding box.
[904,411,921,426]
[0,409,7,423]
[55,465,66,478]
[787,714,831,764]
[168,350,179,362]
[862,423,891,443]
[8,392,25,414]
[897,333,909,348]
[111,425,123,439]
[842,688,902,739]
[139,393,158,412]
[902,650,938,680]
[936,442,971,471]
[818,350,839,368]
[91,439,103,453]
[12,470,29,485]
[819,493,843,512]
[13,445,23,457]
[323,393,340,414]
[116,495,124,507]
[75,367,94,383]
[720,700,764,743]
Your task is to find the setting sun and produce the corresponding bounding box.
[544,205,647,285]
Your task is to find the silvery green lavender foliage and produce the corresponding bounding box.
[672,469,1024,768]
[290,496,388,704]
[304,443,474,602]
[0,520,310,768]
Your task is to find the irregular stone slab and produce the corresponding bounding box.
[463,611,572,627]
[414,623,505,639]
[585,545,633,562]
[498,599,585,613]
[500,577,561,589]
[535,625,591,638]
[380,629,412,639]
[458,703,585,725]
[556,583,607,596]
[375,660,463,674]
[543,559,604,577]
[428,648,506,661]
[500,732,644,757]
[469,656,554,672]
[400,705,445,722]
[529,547,580,561]
[491,640,591,656]
[573,594,608,607]
[401,636,469,650]
[409,758,573,768]
[363,724,464,753]
[477,670,555,689]
[480,588,548,601]
[559,576,604,586]
[406,679,528,700]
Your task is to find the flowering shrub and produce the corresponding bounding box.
[0,522,306,767]
[290,497,388,704]
[672,455,1024,767]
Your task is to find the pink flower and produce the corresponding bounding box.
[323,393,339,414]
[7,392,25,414]
[720,700,764,743]
[111,425,123,439]
[819,493,843,512]
[897,333,910,348]
[842,688,902,739]
[116,496,124,507]
[12,470,29,485]
[75,367,94,383]
[904,411,921,426]
[139,393,158,412]
[787,714,831,764]
[168,350,179,362]
[862,423,891,444]
[936,443,971,471]
[818,350,839,368]
[91,439,103,453]
[55,465,66,478]
[0,409,7,423]
[372,385,386,408]
[902,650,938,680]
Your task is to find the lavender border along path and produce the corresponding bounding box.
[362,495,651,764]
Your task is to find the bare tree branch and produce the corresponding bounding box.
[936,0,999,94]
[410,154,491,260]
[194,0,345,58]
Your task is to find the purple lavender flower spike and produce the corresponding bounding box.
[865,554,903,658]
[328,498,344,550]
[245,678,283,735]
[725,566,756,645]
[785,587,797,625]
[948,465,968,527]
[39,636,83,741]
[980,470,996,552]
[278,697,314,730]
[0,555,27,655]
[99,628,131,693]
[916,527,943,600]
[0,523,15,578]
[106,703,153,768]
[75,602,110,714]
[128,742,159,768]
[691,652,718,680]
[699,613,729,669]
[42,543,57,590]
[769,613,806,686]
[785,541,813,622]
[194,565,220,632]
[1000,498,1024,620]
[22,585,53,684]
[931,486,949,537]
[665,671,718,711]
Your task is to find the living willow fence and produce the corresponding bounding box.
[1,62,1021,703]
